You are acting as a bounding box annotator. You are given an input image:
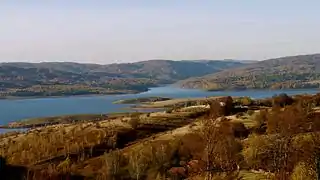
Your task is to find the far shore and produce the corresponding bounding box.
[0,125,28,129]
[1,87,318,101]
[0,91,144,101]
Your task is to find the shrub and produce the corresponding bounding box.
[128,117,140,129]
[239,96,252,106]
[243,132,320,178]
[242,134,291,172]
[235,112,244,118]
[272,93,294,107]
[256,98,273,107]
[247,110,254,116]
[104,150,127,180]
[178,133,205,160]
[266,103,320,135]
[290,162,317,180]
[207,96,234,118]
[230,121,249,139]
[166,109,173,113]
[293,93,320,108]
[312,93,320,106]
[126,140,181,180]
[290,133,320,167]
[222,96,234,115]
[253,109,268,134]
[127,149,150,180]
[201,120,243,173]
[207,100,223,119]
[210,172,242,180]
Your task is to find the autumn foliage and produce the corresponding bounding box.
[3,94,320,179]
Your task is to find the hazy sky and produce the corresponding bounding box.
[1,0,320,64]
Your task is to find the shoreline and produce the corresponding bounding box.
[1,87,319,128]
[0,85,165,101]
[1,87,318,101]
[0,125,28,129]
[0,90,145,101]
[187,87,320,92]
[0,90,319,131]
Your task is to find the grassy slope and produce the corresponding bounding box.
[1,106,272,179]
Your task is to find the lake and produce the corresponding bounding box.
[0,86,319,126]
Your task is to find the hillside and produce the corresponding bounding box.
[0,60,244,97]
[179,54,320,90]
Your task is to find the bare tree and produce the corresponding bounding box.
[201,101,241,180]
[104,149,123,180]
[128,149,149,180]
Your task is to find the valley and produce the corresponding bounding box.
[2,1,319,179]
[2,54,320,180]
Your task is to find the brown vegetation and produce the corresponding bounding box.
[2,93,320,179]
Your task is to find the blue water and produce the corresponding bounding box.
[0,86,319,127]
[0,128,28,134]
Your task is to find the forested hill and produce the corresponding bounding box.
[178,54,320,90]
[0,60,245,97]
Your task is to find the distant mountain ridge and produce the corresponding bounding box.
[179,54,320,90]
[0,59,245,97]
[0,59,245,82]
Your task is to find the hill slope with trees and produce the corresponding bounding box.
[179,54,320,90]
[0,60,244,97]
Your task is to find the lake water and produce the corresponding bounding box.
[0,86,319,127]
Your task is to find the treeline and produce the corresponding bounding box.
[1,90,100,97]
[0,84,148,98]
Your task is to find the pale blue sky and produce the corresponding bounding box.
[1,0,320,63]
